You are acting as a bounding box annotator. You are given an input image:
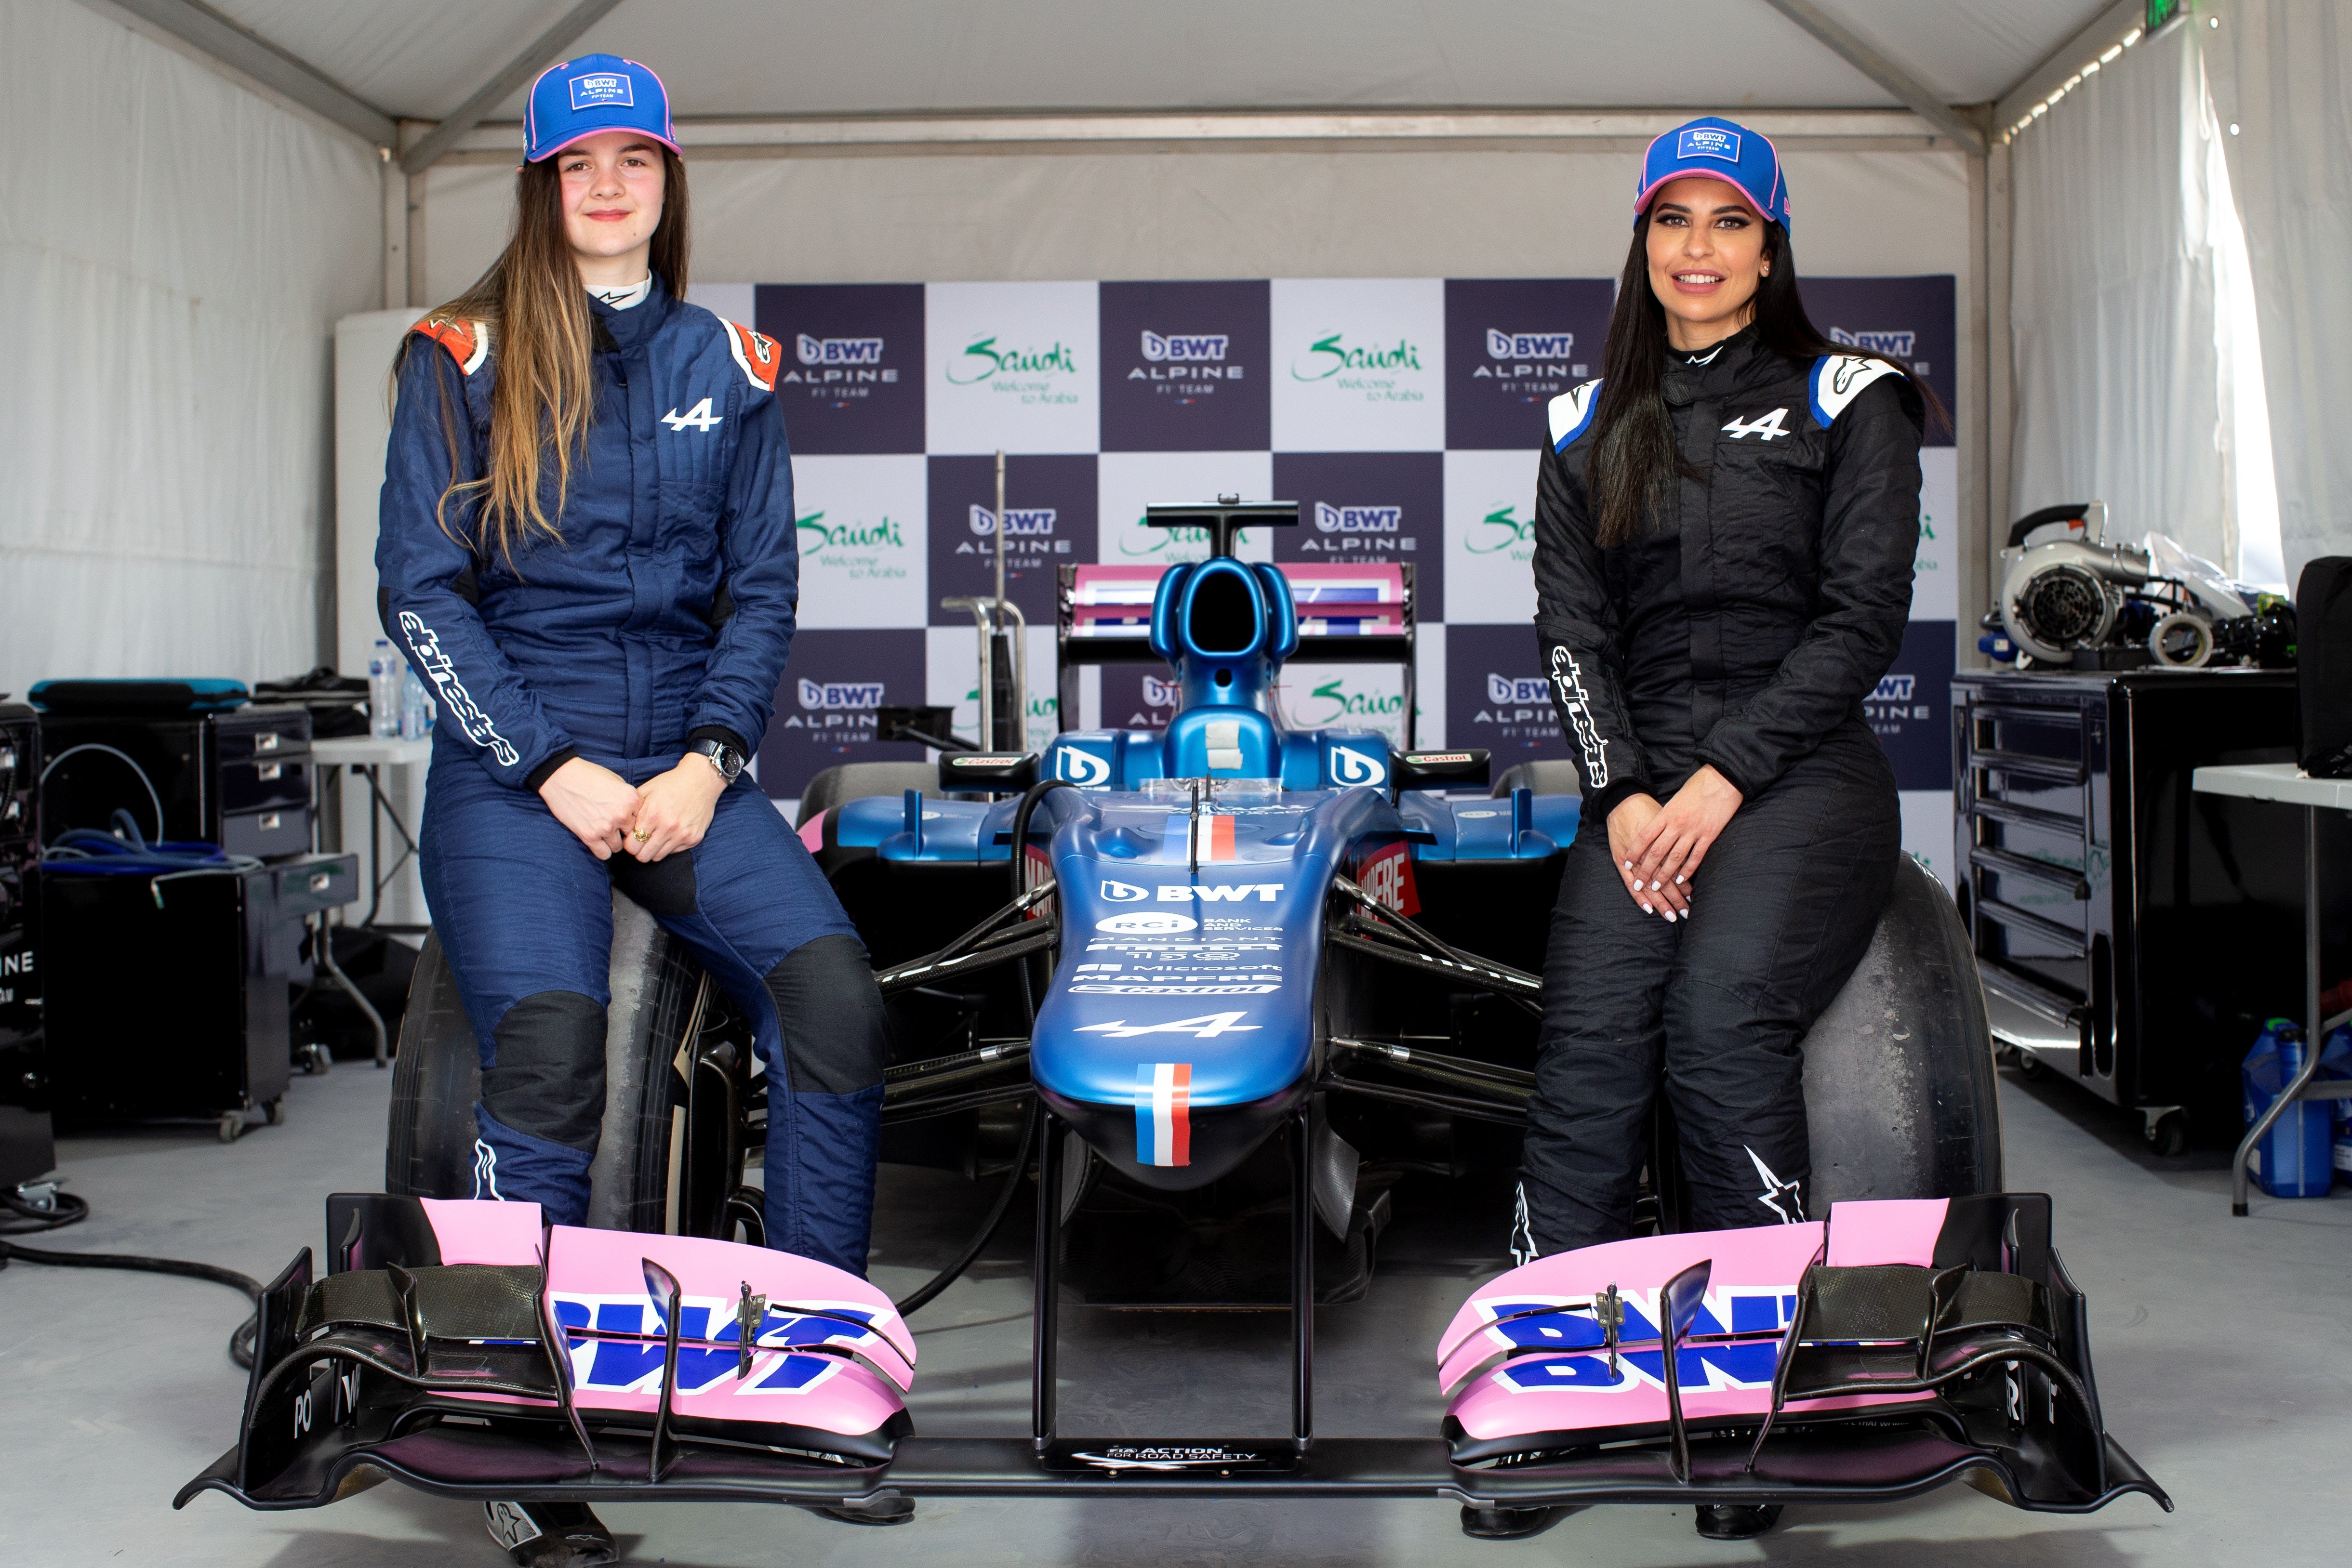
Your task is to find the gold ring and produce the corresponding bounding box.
[632,826,650,842]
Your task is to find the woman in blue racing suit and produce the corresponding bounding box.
[379,55,885,1285]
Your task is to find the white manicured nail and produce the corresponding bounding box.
[1675,874,1686,884]
[1649,880,1661,890]
[1639,902,1653,913]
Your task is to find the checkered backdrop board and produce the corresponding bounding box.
[688,277,1959,885]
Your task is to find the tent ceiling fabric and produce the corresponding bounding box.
[206,0,2111,130]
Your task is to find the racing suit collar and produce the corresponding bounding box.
[1661,322,1764,407]
[587,272,674,352]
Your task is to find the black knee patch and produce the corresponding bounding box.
[607,849,698,918]
[764,934,887,1095]
[481,990,608,1150]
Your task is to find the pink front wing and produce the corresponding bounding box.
[421,1198,545,1265]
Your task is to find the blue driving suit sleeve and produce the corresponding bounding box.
[686,387,797,757]
[377,332,580,790]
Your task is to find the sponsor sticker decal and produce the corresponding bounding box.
[1134,1062,1192,1167]
[1097,911,1199,935]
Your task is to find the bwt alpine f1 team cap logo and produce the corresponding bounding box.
[1634,115,1788,230]
[525,54,680,162]
[1314,503,1402,534]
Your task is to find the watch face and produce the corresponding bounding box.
[702,741,744,779]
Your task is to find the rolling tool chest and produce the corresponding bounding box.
[1952,670,2331,1146]
[39,703,315,860]
[0,701,50,1186]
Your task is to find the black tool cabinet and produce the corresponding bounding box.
[39,704,313,859]
[0,701,50,1186]
[1952,670,2336,1146]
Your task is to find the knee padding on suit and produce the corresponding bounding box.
[480,990,608,1151]
[762,934,886,1094]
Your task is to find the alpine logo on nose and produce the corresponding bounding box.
[663,397,723,433]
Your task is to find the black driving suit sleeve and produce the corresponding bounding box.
[1531,434,1652,827]
[1693,375,1923,797]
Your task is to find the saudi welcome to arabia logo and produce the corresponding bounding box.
[1465,504,1533,555]
[948,334,1079,384]
[1292,332,1422,382]
[796,510,905,551]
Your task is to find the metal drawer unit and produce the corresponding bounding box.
[40,704,315,859]
[1953,670,2320,1145]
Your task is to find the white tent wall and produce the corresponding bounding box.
[2199,0,2352,585]
[2007,18,2229,573]
[414,146,1970,297]
[0,0,382,700]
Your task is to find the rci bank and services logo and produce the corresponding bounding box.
[1290,332,1426,404]
[1464,504,1533,558]
[795,510,910,581]
[946,333,1082,405]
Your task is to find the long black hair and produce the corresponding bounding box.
[1583,213,1945,547]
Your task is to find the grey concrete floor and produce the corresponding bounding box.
[1,1061,2344,1568]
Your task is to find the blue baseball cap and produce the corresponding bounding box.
[523,54,680,163]
[1634,116,1788,230]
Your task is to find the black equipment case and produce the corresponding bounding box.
[0,701,51,1186]
[39,703,314,860]
[1952,669,2345,1143]
[2297,556,2352,777]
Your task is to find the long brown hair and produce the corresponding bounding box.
[1584,214,1942,548]
[406,146,691,565]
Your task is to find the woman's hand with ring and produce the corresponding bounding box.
[1624,764,1743,915]
[1606,793,1683,919]
[537,757,643,860]
[628,757,726,862]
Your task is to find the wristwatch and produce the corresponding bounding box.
[691,738,746,783]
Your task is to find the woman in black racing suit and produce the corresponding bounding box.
[1513,118,1933,1538]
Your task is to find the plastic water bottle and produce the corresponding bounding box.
[369,640,401,739]
[2241,1020,2340,1199]
[399,665,433,739]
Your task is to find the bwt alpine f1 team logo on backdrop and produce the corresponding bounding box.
[1487,330,1575,360]
[1314,503,1402,534]
[1831,326,1918,358]
[798,678,887,710]
[1141,332,1230,363]
[968,505,1058,539]
[1488,674,1547,705]
[798,334,886,366]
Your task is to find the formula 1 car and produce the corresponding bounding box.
[182,502,2166,1541]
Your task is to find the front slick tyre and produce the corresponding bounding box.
[484,1501,617,1566]
[1694,1502,1782,1540]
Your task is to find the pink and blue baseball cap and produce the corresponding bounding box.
[1634,116,1788,230]
[523,54,680,163]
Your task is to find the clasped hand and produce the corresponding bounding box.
[536,755,724,862]
[1603,764,1743,922]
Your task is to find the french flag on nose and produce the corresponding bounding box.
[1135,1062,1193,1167]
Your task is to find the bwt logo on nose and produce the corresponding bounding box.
[1831,327,1918,357]
[1487,330,1575,359]
[1141,331,1229,362]
[969,506,1058,537]
[1314,502,1402,534]
[1142,675,1180,707]
[1871,674,1917,702]
[797,334,885,366]
[798,679,886,710]
[1488,674,1548,704]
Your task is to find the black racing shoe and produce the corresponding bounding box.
[1460,1503,1579,1541]
[483,1501,618,1566]
[1694,1502,1782,1540]
[814,1494,917,1526]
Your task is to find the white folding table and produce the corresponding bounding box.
[2190,763,2352,1212]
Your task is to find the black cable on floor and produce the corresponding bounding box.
[1,1188,263,1368]
[891,1099,1040,1318]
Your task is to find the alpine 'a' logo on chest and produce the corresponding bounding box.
[663,396,723,433]
[1721,407,1792,441]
